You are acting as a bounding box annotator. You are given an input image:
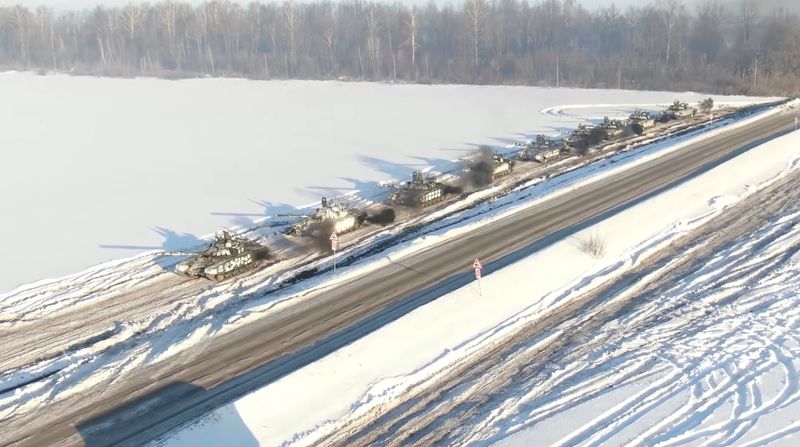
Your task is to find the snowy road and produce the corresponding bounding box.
[2,106,796,447]
[325,154,800,447]
[0,106,753,384]
[6,73,766,292]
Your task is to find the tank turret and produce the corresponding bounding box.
[284,197,367,237]
[564,124,600,149]
[389,171,449,207]
[175,231,270,281]
[489,153,515,178]
[663,100,696,120]
[599,116,627,139]
[464,148,516,187]
[629,108,656,130]
[517,135,562,163]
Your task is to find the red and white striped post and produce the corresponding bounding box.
[473,258,483,296]
[330,232,339,271]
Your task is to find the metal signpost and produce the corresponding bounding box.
[473,258,483,296]
[330,232,339,271]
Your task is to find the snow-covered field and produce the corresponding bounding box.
[0,102,785,430]
[0,71,770,292]
[491,205,800,447]
[153,115,800,445]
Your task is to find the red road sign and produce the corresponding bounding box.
[330,232,339,251]
[473,258,483,279]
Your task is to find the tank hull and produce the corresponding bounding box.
[535,149,560,162]
[390,185,446,207]
[288,213,365,237]
[333,215,360,234]
[633,118,656,129]
[285,198,367,237]
[673,109,696,118]
[518,147,560,163]
[203,248,270,281]
[663,101,696,120]
[175,237,270,281]
[492,161,514,179]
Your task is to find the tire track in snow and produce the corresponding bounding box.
[321,172,800,447]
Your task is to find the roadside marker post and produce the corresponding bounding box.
[330,232,339,271]
[473,258,483,296]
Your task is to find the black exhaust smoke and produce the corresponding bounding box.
[366,208,396,225]
[309,222,335,253]
[253,248,271,261]
[461,146,494,189]
[443,185,463,195]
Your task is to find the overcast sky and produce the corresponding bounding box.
[1,0,796,13]
[0,0,687,10]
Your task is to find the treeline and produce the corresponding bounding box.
[1,0,799,95]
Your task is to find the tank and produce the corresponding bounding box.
[599,116,627,139]
[389,171,448,207]
[629,108,656,129]
[175,231,270,281]
[663,100,696,120]
[284,197,367,237]
[564,124,597,149]
[489,153,515,178]
[465,149,516,187]
[517,135,562,163]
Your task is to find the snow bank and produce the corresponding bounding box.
[488,192,800,446]
[0,71,772,292]
[2,100,786,426]
[153,125,800,444]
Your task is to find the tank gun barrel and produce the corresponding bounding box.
[276,213,309,217]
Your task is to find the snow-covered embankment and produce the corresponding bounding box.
[155,111,800,445]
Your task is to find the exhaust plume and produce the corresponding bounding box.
[461,146,494,189]
[366,208,396,225]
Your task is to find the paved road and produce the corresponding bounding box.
[323,156,800,447]
[4,108,798,447]
[0,107,742,373]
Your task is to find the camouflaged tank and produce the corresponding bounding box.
[489,153,515,178]
[599,116,627,139]
[284,197,367,237]
[663,100,696,120]
[629,108,656,129]
[389,171,448,207]
[563,124,596,148]
[175,231,270,280]
[517,135,562,163]
[464,149,516,187]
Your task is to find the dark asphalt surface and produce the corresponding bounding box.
[3,108,798,447]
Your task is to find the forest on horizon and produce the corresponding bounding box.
[1,0,798,95]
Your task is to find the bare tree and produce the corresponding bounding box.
[0,0,796,94]
[699,97,714,112]
[283,1,297,76]
[465,0,488,68]
[657,0,684,66]
[691,1,725,64]
[159,1,178,58]
[740,0,758,44]
[403,7,419,77]
[121,5,142,41]
[579,230,606,258]
[365,4,381,78]
[10,6,31,64]
[320,2,336,76]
